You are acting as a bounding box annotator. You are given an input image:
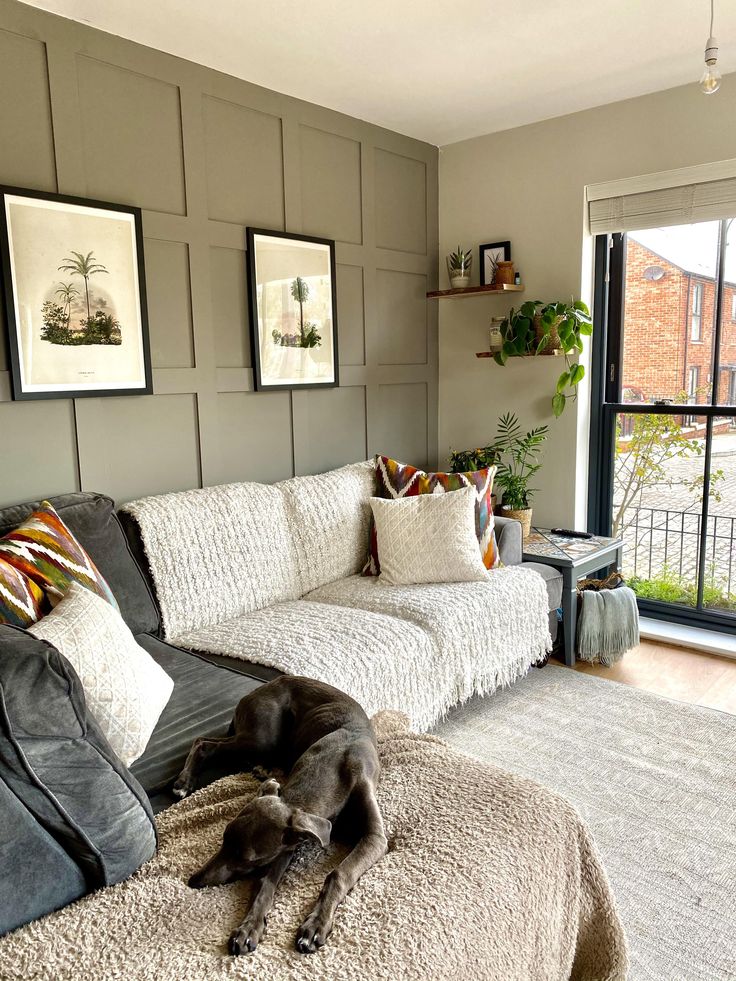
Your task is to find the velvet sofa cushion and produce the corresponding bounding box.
[0,624,157,935]
[0,493,159,636]
[130,635,261,807]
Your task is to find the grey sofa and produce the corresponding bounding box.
[0,480,563,933]
[0,483,562,808]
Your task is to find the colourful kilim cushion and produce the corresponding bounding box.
[0,557,46,627]
[0,501,118,611]
[363,456,499,576]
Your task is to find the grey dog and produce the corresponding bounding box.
[173,676,387,956]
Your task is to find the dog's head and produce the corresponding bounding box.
[188,779,332,888]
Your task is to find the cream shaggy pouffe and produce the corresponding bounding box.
[0,712,626,981]
[435,667,736,981]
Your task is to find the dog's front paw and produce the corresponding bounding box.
[172,775,193,799]
[229,914,267,956]
[296,911,332,954]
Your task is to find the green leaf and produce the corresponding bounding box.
[520,301,537,317]
[573,300,589,314]
[502,340,515,358]
[552,392,566,417]
[579,321,593,336]
[493,351,507,366]
[556,370,570,393]
[570,363,585,385]
[536,335,550,354]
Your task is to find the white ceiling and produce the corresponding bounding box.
[19,0,736,146]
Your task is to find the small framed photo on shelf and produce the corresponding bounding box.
[479,240,511,286]
[246,227,339,391]
[0,185,152,400]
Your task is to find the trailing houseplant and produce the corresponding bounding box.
[446,246,473,288]
[493,299,592,417]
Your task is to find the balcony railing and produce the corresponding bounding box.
[620,506,736,607]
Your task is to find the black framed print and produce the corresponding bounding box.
[246,227,339,391]
[0,185,152,400]
[479,240,511,286]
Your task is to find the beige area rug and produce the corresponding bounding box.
[0,712,626,981]
[434,666,736,981]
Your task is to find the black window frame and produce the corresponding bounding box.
[589,227,736,635]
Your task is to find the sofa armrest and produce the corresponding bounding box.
[494,515,522,566]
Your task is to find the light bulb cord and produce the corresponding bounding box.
[710,0,715,38]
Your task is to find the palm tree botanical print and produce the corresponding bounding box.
[41,250,121,345]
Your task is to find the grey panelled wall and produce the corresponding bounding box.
[0,0,438,507]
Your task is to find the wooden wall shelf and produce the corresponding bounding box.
[427,284,524,299]
[476,350,564,359]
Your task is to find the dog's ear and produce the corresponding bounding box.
[286,809,332,848]
[258,778,281,797]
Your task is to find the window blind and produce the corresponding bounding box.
[588,177,736,235]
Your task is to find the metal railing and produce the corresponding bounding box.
[620,506,736,601]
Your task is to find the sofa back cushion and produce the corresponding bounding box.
[0,493,159,636]
[279,461,376,594]
[0,624,156,934]
[122,482,301,639]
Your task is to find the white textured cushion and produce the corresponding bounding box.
[29,582,173,766]
[279,461,376,593]
[122,482,301,638]
[370,486,489,585]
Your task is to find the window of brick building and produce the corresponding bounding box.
[691,283,703,341]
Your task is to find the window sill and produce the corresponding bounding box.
[639,617,736,659]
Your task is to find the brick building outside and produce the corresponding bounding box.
[622,236,736,409]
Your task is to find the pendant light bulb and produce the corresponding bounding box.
[700,1,721,95]
[700,62,722,94]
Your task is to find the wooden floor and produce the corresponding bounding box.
[568,639,736,713]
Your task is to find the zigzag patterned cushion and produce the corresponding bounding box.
[0,501,118,613]
[0,558,45,627]
[363,456,499,576]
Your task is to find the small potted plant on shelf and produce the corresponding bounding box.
[493,299,592,417]
[449,412,548,538]
[447,246,473,288]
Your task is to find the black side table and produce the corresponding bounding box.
[522,529,624,667]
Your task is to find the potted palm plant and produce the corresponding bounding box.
[449,413,548,538]
[493,412,549,538]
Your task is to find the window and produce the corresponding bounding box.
[687,365,700,401]
[732,293,736,321]
[590,217,736,630]
[690,283,703,341]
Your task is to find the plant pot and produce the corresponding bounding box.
[495,261,515,286]
[533,313,563,353]
[450,274,470,289]
[500,504,533,539]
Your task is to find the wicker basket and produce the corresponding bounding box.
[500,505,533,539]
[533,313,563,354]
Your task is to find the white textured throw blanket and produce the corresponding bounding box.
[0,713,627,981]
[124,476,551,731]
[176,569,550,731]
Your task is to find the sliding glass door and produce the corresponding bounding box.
[590,218,736,630]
